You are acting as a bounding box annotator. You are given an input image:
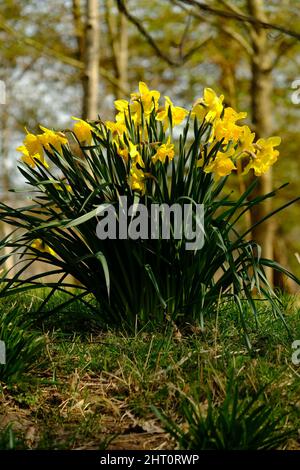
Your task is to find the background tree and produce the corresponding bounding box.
[82,0,100,119]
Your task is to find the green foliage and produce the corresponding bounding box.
[0,424,27,450]
[0,291,299,450]
[0,301,45,383]
[154,377,295,450]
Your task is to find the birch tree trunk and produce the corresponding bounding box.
[105,0,128,99]
[118,8,128,98]
[247,0,274,284]
[82,0,100,120]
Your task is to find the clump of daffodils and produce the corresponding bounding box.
[9,81,295,331]
[17,82,281,196]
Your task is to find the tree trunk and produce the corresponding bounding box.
[247,0,274,284]
[82,0,100,120]
[105,0,128,99]
[118,8,128,98]
[72,0,85,61]
[0,104,10,194]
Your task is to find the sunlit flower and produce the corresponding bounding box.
[129,141,145,168]
[17,129,47,168]
[156,96,188,131]
[243,136,281,176]
[204,148,236,179]
[105,120,127,140]
[23,131,44,157]
[54,181,72,192]
[129,163,145,193]
[114,99,129,113]
[152,138,175,164]
[39,126,68,153]
[131,81,160,118]
[17,145,47,168]
[213,107,247,144]
[72,117,93,144]
[192,88,224,123]
[238,125,256,154]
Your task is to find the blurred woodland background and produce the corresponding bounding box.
[0,0,299,289]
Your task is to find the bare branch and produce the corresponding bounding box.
[181,35,212,61]
[220,25,253,55]
[116,0,180,66]
[0,14,128,95]
[172,0,252,56]
[179,14,192,60]
[174,0,300,41]
[218,0,246,17]
[116,0,212,66]
[271,39,298,69]
[218,0,252,34]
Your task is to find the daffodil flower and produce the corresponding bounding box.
[156,96,188,131]
[17,145,48,168]
[213,107,247,144]
[238,125,256,155]
[39,126,68,154]
[105,120,127,140]
[152,138,175,164]
[72,117,93,144]
[129,141,145,168]
[17,130,46,168]
[203,148,236,179]
[243,137,281,176]
[31,239,56,256]
[130,82,160,122]
[192,88,224,123]
[129,163,145,193]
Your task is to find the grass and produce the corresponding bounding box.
[0,291,300,449]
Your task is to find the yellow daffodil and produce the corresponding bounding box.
[31,239,56,256]
[238,125,256,154]
[156,96,188,131]
[105,119,129,161]
[17,145,48,168]
[112,137,129,163]
[129,164,145,193]
[129,141,145,168]
[204,148,236,179]
[117,146,129,163]
[214,107,247,144]
[114,99,129,113]
[23,131,44,157]
[131,81,160,118]
[17,125,67,169]
[192,88,224,123]
[113,99,133,128]
[105,120,127,140]
[39,126,68,154]
[72,117,93,144]
[243,136,281,176]
[152,138,175,164]
[17,129,47,168]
